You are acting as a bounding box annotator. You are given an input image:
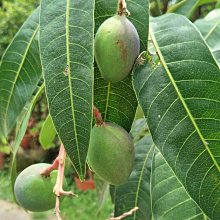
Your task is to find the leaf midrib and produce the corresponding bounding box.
[133,143,154,220]
[204,19,220,41]
[2,25,39,133]
[149,25,220,172]
[66,0,82,177]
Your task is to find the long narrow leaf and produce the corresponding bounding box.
[11,83,45,200]
[39,0,95,179]
[0,8,41,139]
[133,14,220,219]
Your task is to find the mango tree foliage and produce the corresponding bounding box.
[39,0,95,179]
[133,13,220,219]
[0,8,41,140]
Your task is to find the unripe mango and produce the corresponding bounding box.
[88,122,134,185]
[95,15,140,83]
[14,163,60,212]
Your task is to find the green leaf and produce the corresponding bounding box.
[94,0,149,131]
[94,175,110,214]
[39,114,56,150]
[133,14,220,219]
[114,135,154,220]
[10,83,45,201]
[114,119,206,219]
[195,9,220,67]
[151,149,205,220]
[168,0,217,18]
[39,0,95,179]
[0,145,11,154]
[0,8,42,139]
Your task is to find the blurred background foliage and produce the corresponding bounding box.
[0,0,39,59]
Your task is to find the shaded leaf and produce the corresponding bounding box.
[0,8,41,139]
[151,149,204,220]
[94,175,110,214]
[39,114,56,150]
[114,135,154,220]
[195,9,220,66]
[94,0,149,131]
[39,0,94,179]
[114,118,206,219]
[133,13,220,219]
[11,83,45,201]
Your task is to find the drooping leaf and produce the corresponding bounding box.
[39,0,94,179]
[11,83,45,201]
[94,0,149,131]
[39,114,56,150]
[168,0,217,19]
[195,9,220,66]
[133,13,220,219]
[0,8,41,139]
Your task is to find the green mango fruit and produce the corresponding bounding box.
[88,122,134,185]
[95,15,140,83]
[14,163,61,212]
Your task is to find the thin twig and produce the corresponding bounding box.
[52,144,78,220]
[108,207,139,220]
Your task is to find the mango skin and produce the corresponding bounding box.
[95,15,140,83]
[14,163,59,212]
[88,122,134,185]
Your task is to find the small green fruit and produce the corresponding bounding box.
[14,163,58,212]
[95,15,140,83]
[88,122,134,185]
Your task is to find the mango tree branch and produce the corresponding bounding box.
[53,144,78,219]
[108,207,139,220]
[41,144,78,220]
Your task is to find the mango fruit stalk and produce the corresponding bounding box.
[95,15,140,83]
[88,122,134,185]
